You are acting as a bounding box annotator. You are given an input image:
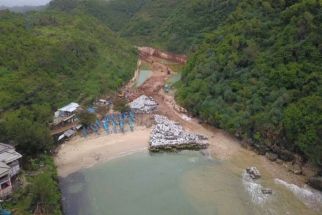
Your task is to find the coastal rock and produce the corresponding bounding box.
[283,162,302,175]
[246,167,261,179]
[291,163,302,175]
[253,143,269,155]
[278,150,294,161]
[308,177,322,191]
[273,147,294,161]
[265,152,278,161]
[261,188,273,195]
[276,159,283,165]
[149,115,209,152]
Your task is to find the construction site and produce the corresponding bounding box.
[52,46,208,152]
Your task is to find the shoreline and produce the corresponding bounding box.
[55,126,151,178]
[55,47,318,191]
[54,115,310,188]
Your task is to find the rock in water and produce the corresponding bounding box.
[246,167,261,179]
[149,115,209,152]
[308,176,322,191]
[261,188,273,195]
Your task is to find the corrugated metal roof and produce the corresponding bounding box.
[64,129,76,138]
[0,143,22,164]
[58,102,80,113]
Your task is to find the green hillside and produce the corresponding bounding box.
[0,10,136,112]
[176,0,322,164]
[76,0,321,164]
[0,0,321,213]
[0,6,136,213]
[50,0,239,53]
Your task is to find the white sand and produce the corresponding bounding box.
[55,126,151,177]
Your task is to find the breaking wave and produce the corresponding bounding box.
[242,171,271,205]
[275,178,322,212]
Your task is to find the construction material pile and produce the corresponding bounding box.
[129,95,158,113]
[149,115,209,152]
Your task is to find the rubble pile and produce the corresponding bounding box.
[149,115,209,152]
[129,95,158,113]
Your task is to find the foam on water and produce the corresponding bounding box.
[275,178,322,212]
[242,171,271,205]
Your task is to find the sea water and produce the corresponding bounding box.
[136,70,152,87]
[60,151,322,215]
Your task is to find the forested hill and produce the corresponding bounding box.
[62,0,322,164]
[0,0,320,164]
[0,8,136,155]
[50,0,239,53]
[176,0,322,164]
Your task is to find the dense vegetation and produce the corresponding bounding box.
[3,156,62,215]
[0,8,136,156]
[0,3,136,213]
[0,0,321,212]
[176,0,322,164]
[50,0,239,53]
[71,0,322,164]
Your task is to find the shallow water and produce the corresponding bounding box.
[136,70,152,86]
[60,151,322,215]
[167,72,181,86]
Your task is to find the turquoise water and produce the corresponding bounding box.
[168,72,181,85]
[136,70,152,86]
[60,151,321,215]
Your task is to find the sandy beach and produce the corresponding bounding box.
[55,126,151,177]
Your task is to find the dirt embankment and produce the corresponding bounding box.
[138,46,187,64]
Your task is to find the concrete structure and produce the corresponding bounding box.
[0,143,22,198]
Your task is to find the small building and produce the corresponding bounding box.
[52,102,80,128]
[0,143,22,199]
[56,102,80,118]
[57,127,79,142]
[0,162,12,199]
[0,143,22,177]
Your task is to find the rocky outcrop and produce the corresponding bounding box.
[246,167,261,179]
[243,167,272,205]
[149,115,208,152]
[261,188,273,194]
[308,176,322,191]
[265,152,278,161]
[283,162,302,175]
